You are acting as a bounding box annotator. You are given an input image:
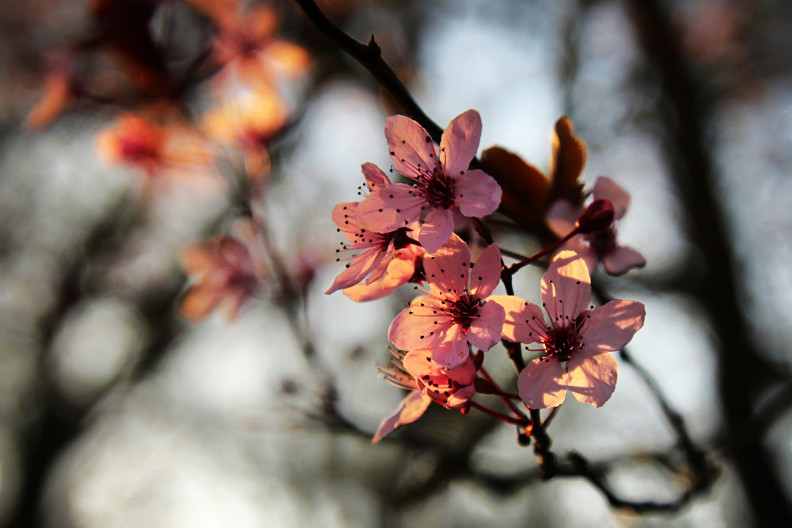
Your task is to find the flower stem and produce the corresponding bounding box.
[507,227,579,275]
[469,401,526,426]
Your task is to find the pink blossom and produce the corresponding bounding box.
[373,348,477,443]
[180,220,264,321]
[355,110,502,253]
[492,250,645,408]
[547,177,646,276]
[342,243,425,302]
[325,163,420,296]
[388,234,505,369]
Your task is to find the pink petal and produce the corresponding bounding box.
[489,295,547,344]
[546,200,580,238]
[388,297,449,351]
[372,390,432,443]
[517,358,569,409]
[343,258,415,302]
[440,109,482,176]
[468,243,501,299]
[582,299,645,353]
[592,177,630,220]
[444,357,478,385]
[466,299,505,351]
[602,245,646,276]
[385,115,438,179]
[325,246,382,294]
[356,184,423,233]
[418,207,454,254]
[445,385,475,409]
[431,323,471,368]
[423,233,469,296]
[361,162,390,190]
[565,349,618,407]
[364,242,396,284]
[403,349,477,387]
[453,169,502,218]
[332,202,362,243]
[541,250,592,326]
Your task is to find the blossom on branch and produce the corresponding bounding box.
[180,220,264,321]
[373,348,477,443]
[356,110,502,253]
[389,235,505,369]
[547,177,646,275]
[493,250,645,408]
[326,163,421,297]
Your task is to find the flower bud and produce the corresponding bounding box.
[576,199,615,234]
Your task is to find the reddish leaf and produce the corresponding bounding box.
[480,146,551,232]
[550,116,586,206]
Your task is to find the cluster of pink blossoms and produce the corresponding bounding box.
[326,110,646,443]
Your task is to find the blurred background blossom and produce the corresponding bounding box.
[0,0,791,526]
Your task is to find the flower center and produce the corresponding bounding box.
[449,294,480,329]
[423,170,456,209]
[542,326,582,362]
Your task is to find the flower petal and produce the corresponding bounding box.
[517,358,569,409]
[361,162,391,190]
[489,295,547,344]
[355,184,423,233]
[388,297,449,351]
[546,199,580,238]
[468,243,501,299]
[582,299,645,353]
[453,169,502,218]
[372,391,432,443]
[467,300,505,351]
[592,176,630,220]
[602,245,646,276]
[541,250,591,326]
[385,115,438,179]
[180,284,223,321]
[325,246,382,294]
[418,207,454,254]
[440,109,482,176]
[424,233,469,296]
[343,258,415,302]
[431,323,471,368]
[565,349,618,407]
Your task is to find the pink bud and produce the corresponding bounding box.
[576,199,615,234]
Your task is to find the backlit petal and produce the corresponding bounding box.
[361,162,391,190]
[372,391,432,443]
[453,169,502,218]
[388,297,449,351]
[468,243,501,298]
[541,250,591,326]
[546,200,580,238]
[517,358,569,409]
[602,245,646,276]
[467,300,505,351]
[418,208,454,254]
[431,323,471,368]
[440,109,482,176]
[355,184,423,232]
[385,115,438,179]
[582,299,645,353]
[489,295,547,344]
[565,349,618,407]
[592,176,630,220]
[424,233,469,296]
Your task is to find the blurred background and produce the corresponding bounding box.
[1,0,791,526]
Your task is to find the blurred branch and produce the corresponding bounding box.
[292,0,443,141]
[625,0,792,525]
